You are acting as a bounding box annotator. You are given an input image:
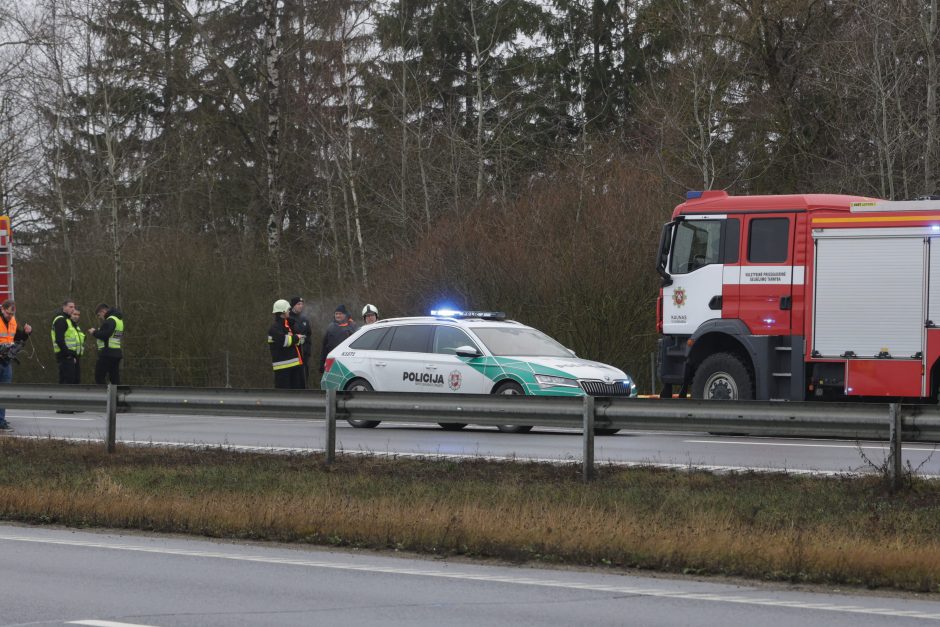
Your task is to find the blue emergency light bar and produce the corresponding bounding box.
[686,190,703,199]
[430,309,506,320]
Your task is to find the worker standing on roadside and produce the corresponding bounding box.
[361,304,379,326]
[288,296,312,387]
[0,299,33,430]
[70,308,87,383]
[319,304,357,376]
[51,299,79,384]
[89,303,124,385]
[269,299,305,389]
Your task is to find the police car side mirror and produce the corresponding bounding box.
[567,348,577,357]
[455,345,481,358]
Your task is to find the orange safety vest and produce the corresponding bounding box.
[0,314,16,343]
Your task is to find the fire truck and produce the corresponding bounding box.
[656,191,940,401]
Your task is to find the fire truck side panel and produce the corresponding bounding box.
[811,236,925,364]
[737,214,795,336]
[845,360,923,397]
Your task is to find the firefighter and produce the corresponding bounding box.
[269,299,305,389]
[362,304,379,326]
[51,299,79,385]
[89,303,124,385]
[0,299,32,430]
[319,304,358,376]
[288,296,312,386]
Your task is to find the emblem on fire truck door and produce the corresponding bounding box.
[672,287,687,308]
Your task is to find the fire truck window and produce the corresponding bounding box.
[669,220,723,274]
[748,218,789,263]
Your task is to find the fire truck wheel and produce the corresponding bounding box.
[691,352,754,400]
[344,378,382,428]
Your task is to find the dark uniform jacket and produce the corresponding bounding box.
[268,317,303,370]
[92,308,124,359]
[319,319,358,371]
[288,312,313,364]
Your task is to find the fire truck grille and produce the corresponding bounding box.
[579,380,633,397]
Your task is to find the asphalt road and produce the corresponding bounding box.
[2,409,939,476]
[1,525,938,627]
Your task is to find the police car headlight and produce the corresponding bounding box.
[535,374,579,388]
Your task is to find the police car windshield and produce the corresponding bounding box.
[470,327,572,357]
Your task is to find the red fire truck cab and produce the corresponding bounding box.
[656,191,940,401]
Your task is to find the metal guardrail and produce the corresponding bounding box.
[1,383,938,483]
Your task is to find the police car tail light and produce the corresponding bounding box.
[323,358,335,373]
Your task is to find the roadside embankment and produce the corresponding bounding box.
[1,438,938,592]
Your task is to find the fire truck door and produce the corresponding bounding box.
[662,217,732,336]
[738,215,794,334]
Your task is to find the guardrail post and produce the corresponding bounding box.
[325,388,336,464]
[888,403,902,491]
[582,394,595,482]
[106,383,117,454]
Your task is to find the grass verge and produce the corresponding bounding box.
[1,438,939,592]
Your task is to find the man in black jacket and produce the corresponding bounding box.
[318,304,358,378]
[89,303,124,385]
[288,296,312,387]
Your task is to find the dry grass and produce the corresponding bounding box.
[1,438,939,592]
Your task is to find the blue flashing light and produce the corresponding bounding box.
[430,309,507,320]
[686,190,704,200]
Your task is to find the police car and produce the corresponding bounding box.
[320,310,637,433]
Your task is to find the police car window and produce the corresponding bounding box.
[349,328,389,350]
[669,220,723,275]
[387,325,433,353]
[470,327,571,357]
[433,326,477,355]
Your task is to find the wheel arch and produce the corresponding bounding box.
[687,320,759,393]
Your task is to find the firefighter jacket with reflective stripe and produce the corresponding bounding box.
[51,312,80,358]
[268,317,303,371]
[93,310,124,358]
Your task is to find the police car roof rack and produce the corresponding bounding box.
[430,309,507,321]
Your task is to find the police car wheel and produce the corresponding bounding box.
[438,423,468,431]
[344,378,382,428]
[493,381,534,433]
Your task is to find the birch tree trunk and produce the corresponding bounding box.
[263,0,284,253]
[925,0,938,194]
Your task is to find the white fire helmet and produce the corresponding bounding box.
[362,304,379,317]
[272,299,291,314]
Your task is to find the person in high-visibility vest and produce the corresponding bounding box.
[88,303,124,385]
[0,299,33,430]
[51,299,79,385]
[70,308,87,383]
[268,299,305,389]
